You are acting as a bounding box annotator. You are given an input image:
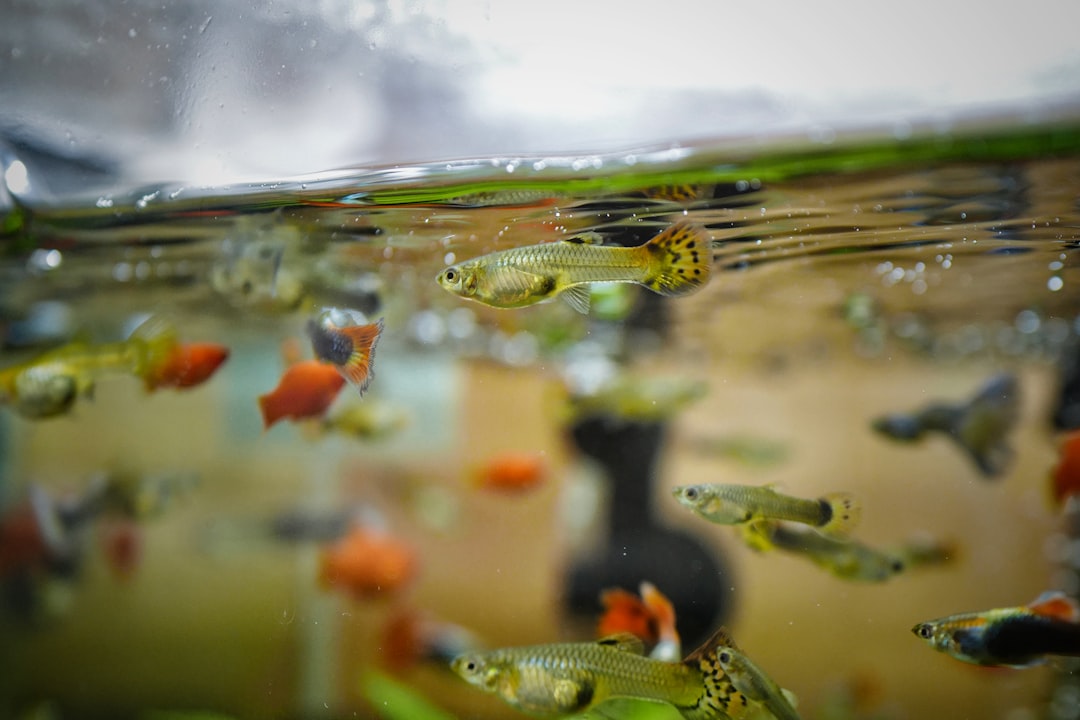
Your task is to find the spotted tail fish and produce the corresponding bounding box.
[436,222,712,314]
[451,627,765,719]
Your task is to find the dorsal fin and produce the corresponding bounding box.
[683,626,739,664]
[562,231,605,245]
[1027,591,1080,622]
[596,632,645,655]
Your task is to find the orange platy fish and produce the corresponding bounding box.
[258,360,345,428]
[142,341,230,391]
[598,582,681,661]
[912,591,1080,667]
[307,315,384,395]
[318,525,417,600]
[474,451,547,493]
[1051,430,1080,506]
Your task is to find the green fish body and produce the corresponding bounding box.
[436,222,712,314]
[672,483,860,538]
[716,646,802,720]
[755,522,906,583]
[451,629,757,719]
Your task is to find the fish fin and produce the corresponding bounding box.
[739,521,777,552]
[684,626,740,663]
[965,442,1014,479]
[128,315,179,380]
[818,493,861,538]
[1027,591,1080,622]
[333,319,384,394]
[640,582,680,648]
[561,285,592,314]
[781,687,799,708]
[640,222,712,297]
[563,231,605,245]
[682,627,744,720]
[596,632,646,655]
[257,392,284,429]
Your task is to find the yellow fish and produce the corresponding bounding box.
[672,483,861,539]
[451,627,762,719]
[745,521,906,583]
[436,222,712,314]
[0,319,174,419]
[715,645,801,720]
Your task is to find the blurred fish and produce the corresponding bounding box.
[912,591,1080,668]
[451,627,759,719]
[745,522,906,583]
[99,518,142,582]
[142,341,230,392]
[437,222,712,314]
[473,451,548,493]
[641,185,712,203]
[320,401,410,441]
[716,644,802,720]
[318,525,417,600]
[306,313,384,394]
[379,607,481,673]
[258,360,345,428]
[871,373,1019,478]
[1051,429,1080,507]
[685,435,790,469]
[0,317,174,419]
[565,375,708,423]
[672,483,861,539]
[598,582,682,662]
[893,533,959,571]
[210,233,307,312]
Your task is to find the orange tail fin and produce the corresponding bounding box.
[309,318,384,395]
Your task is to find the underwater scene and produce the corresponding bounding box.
[3,119,1080,720]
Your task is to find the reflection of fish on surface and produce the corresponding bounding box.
[210,232,307,312]
[318,524,417,600]
[379,607,481,673]
[672,483,860,539]
[472,451,548,493]
[912,591,1080,668]
[685,435,790,469]
[716,644,802,720]
[872,373,1019,478]
[742,521,907,583]
[436,222,713,314]
[306,311,384,395]
[1050,429,1080,507]
[452,626,773,720]
[598,581,682,662]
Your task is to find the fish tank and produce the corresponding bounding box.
[3,3,1080,719]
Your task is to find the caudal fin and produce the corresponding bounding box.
[641,223,712,297]
[310,318,385,395]
[680,627,747,720]
[818,493,861,538]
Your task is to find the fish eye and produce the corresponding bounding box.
[444,268,458,283]
[915,624,933,639]
[718,650,731,663]
[683,487,699,501]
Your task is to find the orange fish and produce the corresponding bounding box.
[597,582,681,660]
[143,342,230,391]
[100,518,142,582]
[474,451,547,493]
[1052,430,1080,507]
[307,317,384,395]
[318,525,416,600]
[258,360,345,428]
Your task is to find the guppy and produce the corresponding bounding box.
[672,483,861,539]
[451,628,775,719]
[436,222,712,314]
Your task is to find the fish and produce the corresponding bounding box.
[436,221,712,314]
[306,315,384,394]
[379,607,480,672]
[564,374,708,423]
[872,372,1019,478]
[473,451,548,493]
[745,521,906,583]
[0,317,176,419]
[598,582,682,662]
[912,591,1080,668]
[672,483,861,539]
[142,341,230,392]
[99,518,142,582]
[258,360,345,428]
[320,401,410,441]
[715,645,801,720]
[451,626,763,720]
[1051,429,1080,507]
[318,525,417,600]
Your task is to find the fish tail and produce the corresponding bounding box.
[310,318,384,395]
[128,316,179,388]
[640,222,712,297]
[641,582,682,661]
[680,627,746,720]
[817,493,861,537]
[257,392,286,429]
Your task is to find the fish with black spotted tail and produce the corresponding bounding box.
[436,222,712,314]
[450,627,784,719]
